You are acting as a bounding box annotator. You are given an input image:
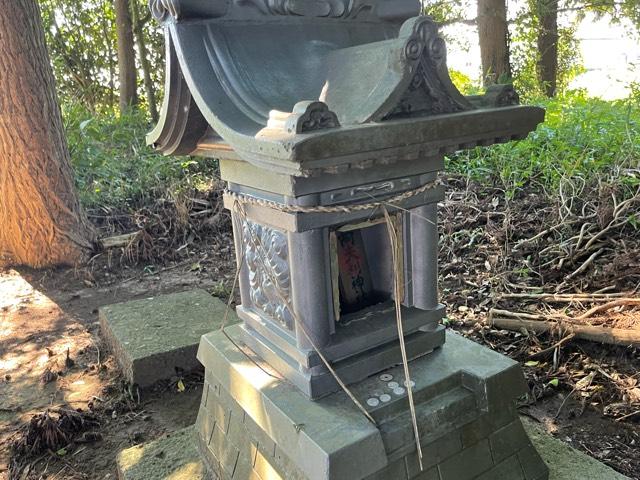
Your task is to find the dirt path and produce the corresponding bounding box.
[0,257,231,480]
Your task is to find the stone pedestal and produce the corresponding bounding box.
[194,325,549,480]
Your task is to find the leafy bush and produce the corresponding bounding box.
[63,103,219,209]
[446,91,640,198]
[449,69,482,95]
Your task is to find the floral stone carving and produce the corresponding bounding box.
[243,219,294,331]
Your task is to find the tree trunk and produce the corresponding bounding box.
[131,0,158,122]
[115,0,138,111]
[536,0,559,97]
[102,0,117,110]
[0,0,95,268]
[477,0,511,86]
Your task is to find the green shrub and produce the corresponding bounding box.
[446,91,640,198]
[63,103,218,209]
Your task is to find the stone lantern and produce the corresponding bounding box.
[149,1,548,479]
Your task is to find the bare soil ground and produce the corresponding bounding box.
[1,176,639,479]
[0,261,232,480]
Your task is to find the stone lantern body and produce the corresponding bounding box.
[149,1,549,479]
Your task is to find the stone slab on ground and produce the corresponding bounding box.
[117,421,629,480]
[117,426,204,480]
[99,289,238,387]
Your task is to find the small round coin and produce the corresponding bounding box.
[387,381,399,389]
[366,397,380,407]
[403,380,416,388]
[393,387,406,396]
[379,394,392,403]
[379,373,393,382]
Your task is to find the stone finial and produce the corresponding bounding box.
[467,84,520,109]
[264,101,340,135]
[484,84,520,107]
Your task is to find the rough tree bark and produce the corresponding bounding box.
[477,0,511,86]
[536,0,559,97]
[0,0,95,268]
[131,0,158,122]
[115,0,138,111]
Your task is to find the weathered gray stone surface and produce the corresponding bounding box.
[194,326,549,480]
[148,0,544,179]
[114,415,628,480]
[99,289,238,387]
[146,4,551,480]
[117,426,205,480]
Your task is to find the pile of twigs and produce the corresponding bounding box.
[10,408,100,477]
[439,174,640,421]
[11,409,100,455]
[512,177,640,291]
[90,178,232,264]
[440,175,640,296]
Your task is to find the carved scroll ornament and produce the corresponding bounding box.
[262,101,340,136]
[383,16,473,119]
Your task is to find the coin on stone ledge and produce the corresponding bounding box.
[387,381,399,389]
[393,387,406,395]
[367,397,380,407]
[379,394,391,402]
[379,374,393,382]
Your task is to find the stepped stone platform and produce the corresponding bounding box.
[99,289,238,388]
[194,326,548,480]
[116,422,628,480]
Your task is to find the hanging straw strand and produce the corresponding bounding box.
[383,206,424,471]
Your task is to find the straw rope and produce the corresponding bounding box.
[225,180,439,214]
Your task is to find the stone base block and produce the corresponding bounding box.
[240,321,446,400]
[194,325,550,480]
[99,289,238,388]
[113,421,630,480]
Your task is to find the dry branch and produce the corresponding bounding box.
[577,299,640,320]
[100,231,142,249]
[499,292,634,302]
[528,333,576,358]
[487,317,640,347]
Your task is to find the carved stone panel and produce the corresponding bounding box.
[243,219,294,331]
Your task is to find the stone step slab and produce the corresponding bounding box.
[99,289,238,388]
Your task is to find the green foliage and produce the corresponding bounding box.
[510,0,585,97]
[40,0,117,108]
[41,0,163,113]
[446,92,640,197]
[425,0,472,23]
[63,103,218,209]
[449,69,483,95]
[567,0,640,30]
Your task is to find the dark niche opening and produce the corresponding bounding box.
[331,217,400,320]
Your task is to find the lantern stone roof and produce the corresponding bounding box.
[148,0,544,177]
